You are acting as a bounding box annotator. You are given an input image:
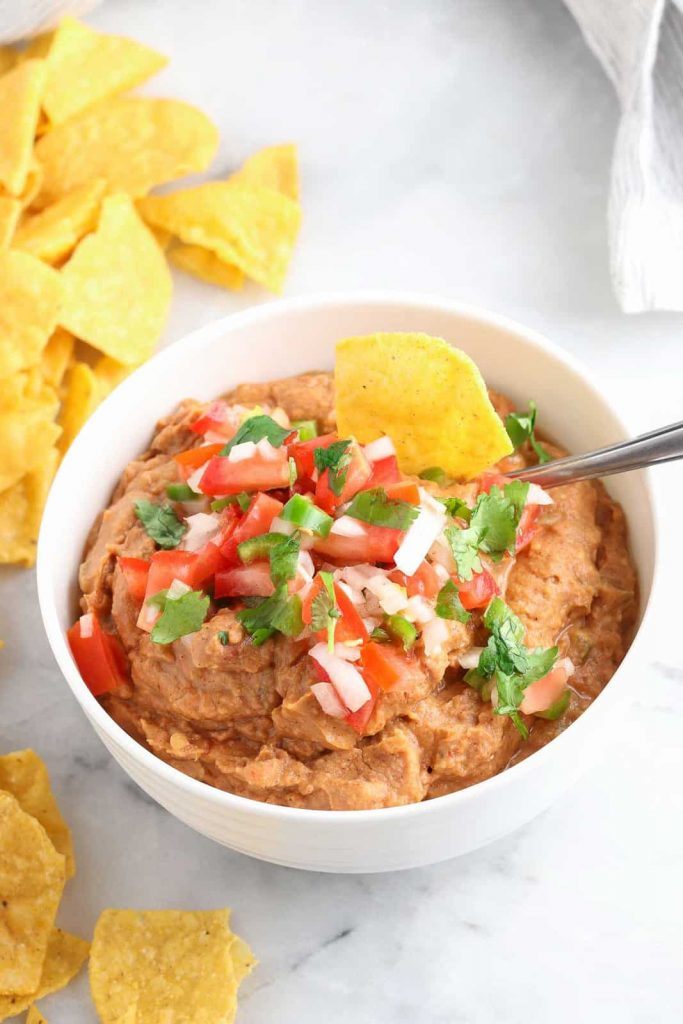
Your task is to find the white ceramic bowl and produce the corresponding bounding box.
[37,293,658,873]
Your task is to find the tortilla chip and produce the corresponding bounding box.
[35,97,218,208]
[14,179,106,265]
[20,34,55,62]
[0,929,89,1022]
[0,195,20,247]
[0,447,59,565]
[232,143,299,200]
[59,194,171,365]
[41,328,75,389]
[149,225,172,251]
[228,934,257,985]
[26,1006,49,1024]
[57,361,99,455]
[8,156,44,210]
[139,183,301,292]
[169,243,244,291]
[93,355,133,395]
[0,60,46,196]
[0,385,60,492]
[0,46,18,75]
[42,17,167,125]
[0,792,65,995]
[0,250,63,378]
[89,909,247,1024]
[335,333,513,479]
[0,750,75,875]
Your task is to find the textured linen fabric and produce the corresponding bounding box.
[566,0,683,312]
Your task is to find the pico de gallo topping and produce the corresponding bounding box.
[68,402,569,737]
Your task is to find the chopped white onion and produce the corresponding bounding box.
[204,429,229,445]
[526,483,553,506]
[457,647,484,670]
[361,615,381,632]
[296,550,315,585]
[363,436,396,462]
[405,595,436,624]
[433,562,450,584]
[79,613,94,638]
[394,498,446,576]
[255,437,280,461]
[422,616,449,656]
[137,602,159,632]
[311,682,347,718]
[365,575,408,615]
[334,643,361,662]
[336,579,363,605]
[330,515,367,538]
[227,441,257,463]
[182,512,221,552]
[308,643,371,712]
[271,406,291,428]
[167,578,192,600]
[187,465,207,493]
[270,516,297,536]
[556,656,576,677]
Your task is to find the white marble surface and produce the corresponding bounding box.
[1,1,682,1020]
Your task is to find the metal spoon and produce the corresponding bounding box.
[506,419,683,488]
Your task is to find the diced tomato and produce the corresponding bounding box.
[214,562,274,598]
[302,577,368,643]
[117,557,150,602]
[384,479,420,505]
[478,472,512,493]
[67,614,128,696]
[191,541,227,586]
[344,675,379,734]
[365,454,401,489]
[288,432,338,479]
[144,550,199,601]
[456,568,499,610]
[520,666,568,715]
[516,504,540,553]
[399,559,441,599]
[189,401,238,438]
[360,642,409,692]
[219,493,284,565]
[175,443,224,481]
[315,441,372,514]
[198,447,290,496]
[313,523,403,565]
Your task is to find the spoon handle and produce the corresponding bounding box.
[507,419,683,488]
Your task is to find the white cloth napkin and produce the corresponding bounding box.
[0,1,99,44]
[566,0,683,312]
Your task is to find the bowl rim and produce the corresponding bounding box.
[37,289,660,824]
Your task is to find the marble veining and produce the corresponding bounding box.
[1,1,681,1021]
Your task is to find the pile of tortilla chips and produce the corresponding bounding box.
[0,17,301,568]
[0,748,256,1022]
[0,749,87,1021]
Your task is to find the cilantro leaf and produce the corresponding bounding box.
[435,579,471,623]
[345,487,418,530]
[269,532,300,586]
[151,590,209,645]
[437,496,472,523]
[314,440,352,496]
[468,597,558,737]
[237,585,303,643]
[135,500,187,550]
[505,401,551,464]
[445,524,482,581]
[310,571,340,651]
[220,414,290,456]
[469,483,528,561]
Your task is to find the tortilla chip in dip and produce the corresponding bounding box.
[35,97,218,207]
[335,332,513,478]
[59,193,172,365]
[0,792,66,996]
[41,16,167,125]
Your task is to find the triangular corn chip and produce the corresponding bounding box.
[0,929,89,1022]
[0,60,46,196]
[0,250,63,378]
[0,195,20,247]
[169,242,244,290]
[231,143,299,200]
